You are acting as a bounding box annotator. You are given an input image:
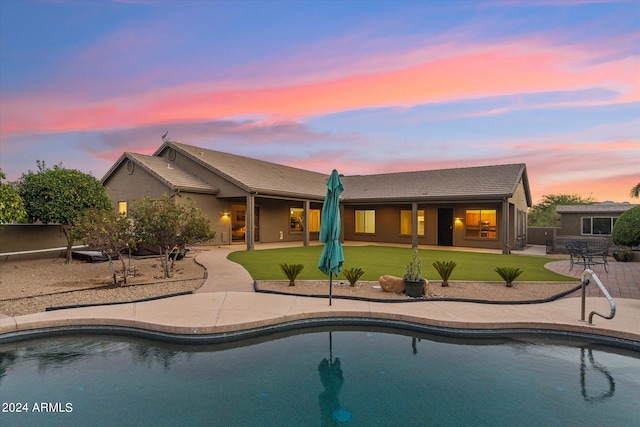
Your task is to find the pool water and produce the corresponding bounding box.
[1,329,639,426]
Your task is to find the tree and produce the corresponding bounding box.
[612,206,640,248]
[631,183,640,198]
[528,194,595,227]
[71,209,138,284]
[18,161,112,262]
[130,195,214,278]
[0,170,26,224]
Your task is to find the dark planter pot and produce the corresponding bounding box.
[404,279,425,298]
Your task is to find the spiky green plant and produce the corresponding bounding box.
[280,263,304,286]
[494,266,523,288]
[432,260,457,287]
[343,267,365,287]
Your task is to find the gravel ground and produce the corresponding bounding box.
[0,253,206,317]
[256,279,579,302]
[1,250,579,317]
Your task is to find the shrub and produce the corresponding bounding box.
[343,267,365,287]
[404,249,422,282]
[612,205,640,248]
[432,261,457,287]
[280,263,304,286]
[494,267,523,288]
[613,249,633,262]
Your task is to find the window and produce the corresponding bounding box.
[582,217,617,235]
[290,208,321,233]
[290,208,304,232]
[355,210,375,233]
[118,201,127,216]
[400,209,425,235]
[465,209,497,238]
[309,209,321,232]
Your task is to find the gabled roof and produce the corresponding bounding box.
[556,202,638,214]
[104,140,531,205]
[342,163,530,204]
[158,141,330,199]
[102,152,219,194]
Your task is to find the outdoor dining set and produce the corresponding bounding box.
[566,241,610,273]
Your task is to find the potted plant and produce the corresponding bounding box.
[403,249,426,297]
[280,263,304,286]
[432,260,457,287]
[494,266,523,288]
[343,267,365,287]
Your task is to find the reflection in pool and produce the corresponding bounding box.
[1,328,639,426]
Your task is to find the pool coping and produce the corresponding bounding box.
[1,292,639,350]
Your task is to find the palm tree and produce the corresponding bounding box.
[631,183,640,198]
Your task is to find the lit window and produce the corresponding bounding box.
[290,208,304,232]
[355,210,375,234]
[118,201,127,216]
[309,209,321,232]
[465,209,497,238]
[400,210,425,235]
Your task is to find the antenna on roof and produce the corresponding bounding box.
[162,131,169,142]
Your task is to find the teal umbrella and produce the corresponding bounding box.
[318,169,344,306]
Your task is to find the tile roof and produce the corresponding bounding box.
[114,153,219,194]
[556,202,638,214]
[111,140,530,204]
[342,163,528,202]
[162,141,330,199]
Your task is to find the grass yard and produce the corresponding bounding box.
[227,245,576,283]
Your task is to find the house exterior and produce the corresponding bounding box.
[556,202,638,238]
[102,140,532,254]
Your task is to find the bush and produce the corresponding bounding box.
[612,206,640,248]
[280,263,304,286]
[343,267,365,287]
[613,249,633,262]
[494,267,523,288]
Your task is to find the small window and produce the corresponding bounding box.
[355,210,375,234]
[118,201,127,216]
[465,209,497,238]
[400,209,425,236]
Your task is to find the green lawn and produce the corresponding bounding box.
[227,245,576,282]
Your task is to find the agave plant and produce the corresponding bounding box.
[432,260,457,287]
[343,267,365,287]
[494,267,523,288]
[280,263,304,286]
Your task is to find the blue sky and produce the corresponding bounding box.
[1,0,638,203]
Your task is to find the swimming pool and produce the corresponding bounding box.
[1,328,638,426]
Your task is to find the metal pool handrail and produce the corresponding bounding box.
[581,269,616,325]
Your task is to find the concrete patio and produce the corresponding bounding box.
[1,245,639,346]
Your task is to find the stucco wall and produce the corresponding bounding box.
[0,224,70,260]
[103,161,173,210]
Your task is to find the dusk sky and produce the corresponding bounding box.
[1,0,638,204]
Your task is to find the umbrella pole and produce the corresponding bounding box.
[329,271,333,306]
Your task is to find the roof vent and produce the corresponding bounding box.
[167,163,173,169]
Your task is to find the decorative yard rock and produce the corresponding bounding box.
[379,275,405,293]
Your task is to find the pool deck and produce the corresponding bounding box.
[1,245,639,346]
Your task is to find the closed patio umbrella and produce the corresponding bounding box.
[318,169,344,306]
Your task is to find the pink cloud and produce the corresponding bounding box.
[2,38,637,137]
